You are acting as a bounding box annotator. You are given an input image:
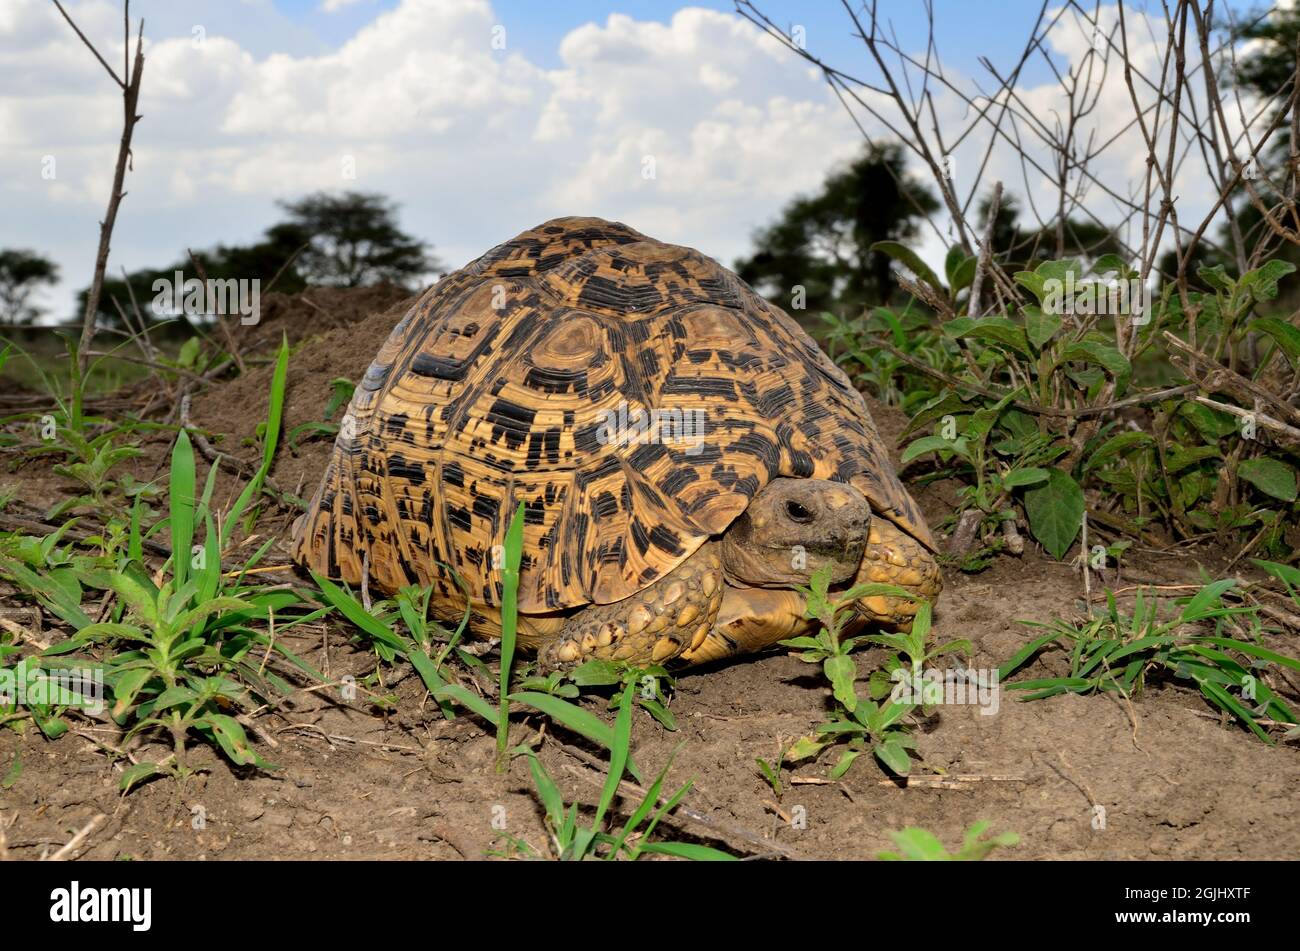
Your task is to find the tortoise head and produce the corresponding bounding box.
[721,478,871,588]
[720,476,942,627]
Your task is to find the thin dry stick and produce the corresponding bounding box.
[968,180,1003,317]
[45,813,107,861]
[52,0,146,379]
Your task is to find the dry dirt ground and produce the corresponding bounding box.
[1,288,1296,861]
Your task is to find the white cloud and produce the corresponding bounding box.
[0,0,1271,324]
[2,0,862,320]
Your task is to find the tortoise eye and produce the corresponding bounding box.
[784,500,813,523]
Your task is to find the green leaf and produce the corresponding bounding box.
[433,682,497,722]
[1092,254,1137,280]
[871,240,943,291]
[1002,467,1049,489]
[1198,264,1234,293]
[944,245,965,288]
[589,684,634,838]
[1239,259,1295,301]
[949,256,977,296]
[497,501,526,764]
[1196,679,1271,744]
[120,761,166,793]
[1086,431,1154,471]
[873,738,912,775]
[998,631,1067,680]
[824,654,858,713]
[785,734,830,761]
[943,316,1032,357]
[1023,306,1063,349]
[570,659,625,687]
[169,430,196,592]
[636,841,738,861]
[1,752,21,790]
[177,337,201,370]
[870,307,908,348]
[111,668,155,719]
[1013,270,1047,304]
[1023,469,1085,560]
[828,748,862,779]
[507,690,642,782]
[1238,457,1297,502]
[1250,318,1300,368]
[206,714,270,767]
[519,749,566,834]
[309,572,405,651]
[1057,341,1131,379]
[901,434,958,464]
[880,827,948,860]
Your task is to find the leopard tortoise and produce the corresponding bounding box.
[291,217,941,669]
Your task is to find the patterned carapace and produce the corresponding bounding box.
[291,217,934,627]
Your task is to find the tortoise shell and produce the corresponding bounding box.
[291,217,934,620]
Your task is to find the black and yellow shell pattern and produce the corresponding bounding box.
[291,217,934,623]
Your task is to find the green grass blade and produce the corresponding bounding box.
[496,501,525,767]
[222,335,290,547]
[169,430,196,591]
[997,631,1066,679]
[433,682,498,723]
[309,571,405,651]
[1196,678,1273,743]
[590,684,634,836]
[1196,637,1300,672]
[609,748,679,857]
[635,841,738,861]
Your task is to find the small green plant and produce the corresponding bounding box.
[56,430,316,787]
[0,339,318,787]
[288,377,356,449]
[316,506,646,774]
[1001,579,1300,743]
[878,821,1019,861]
[755,748,786,797]
[509,683,734,861]
[780,565,963,778]
[832,248,1300,569]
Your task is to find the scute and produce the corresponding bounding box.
[291,217,934,623]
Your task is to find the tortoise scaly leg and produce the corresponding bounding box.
[850,518,943,628]
[538,544,724,670]
[676,587,813,667]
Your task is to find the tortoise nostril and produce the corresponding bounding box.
[784,499,813,523]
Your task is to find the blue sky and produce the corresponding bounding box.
[0,0,1274,321]
[269,0,1069,78]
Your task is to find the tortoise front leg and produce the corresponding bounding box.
[675,587,813,666]
[537,544,725,670]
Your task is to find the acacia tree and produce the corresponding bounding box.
[278,192,438,288]
[0,250,59,325]
[83,193,437,327]
[735,143,939,316]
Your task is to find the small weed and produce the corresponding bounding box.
[1002,579,1300,743]
[878,821,1019,861]
[780,565,961,778]
[509,682,734,861]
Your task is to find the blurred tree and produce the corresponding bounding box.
[279,191,437,288]
[735,143,939,316]
[1235,5,1299,130]
[81,192,437,326]
[1161,6,1300,286]
[0,249,59,325]
[977,191,1125,272]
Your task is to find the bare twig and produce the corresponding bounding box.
[58,2,146,397]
